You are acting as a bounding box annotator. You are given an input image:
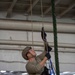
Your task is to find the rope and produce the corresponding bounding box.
[41,27,55,75]
[40,0,44,25]
[51,0,60,75]
[40,0,46,52]
[40,1,54,75]
[40,0,49,53]
[30,0,34,49]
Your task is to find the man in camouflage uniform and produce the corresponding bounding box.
[22,46,52,75]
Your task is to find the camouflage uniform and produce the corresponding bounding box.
[26,50,47,75]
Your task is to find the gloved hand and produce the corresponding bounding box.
[48,45,52,52]
[45,53,51,60]
[45,43,52,52]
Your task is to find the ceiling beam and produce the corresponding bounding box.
[58,2,75,18]
[0,19,75,33]
[27,0,39,13]
[6,0,17,18]
[44,0,60,15]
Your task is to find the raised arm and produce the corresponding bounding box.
[37,42,52,60]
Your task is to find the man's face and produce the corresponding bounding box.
[27,49,36,59]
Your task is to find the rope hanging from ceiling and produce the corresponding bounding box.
[30,0,34,49]
[40,0,55,75]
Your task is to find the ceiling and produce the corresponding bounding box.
[0,0,75,19]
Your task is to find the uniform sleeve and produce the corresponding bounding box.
[26,62,42,74]
[37,50,47,60]
[37,42,48,60]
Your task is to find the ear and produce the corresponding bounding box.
[26,53,29,59]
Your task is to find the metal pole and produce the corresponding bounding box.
[51,0,60,75]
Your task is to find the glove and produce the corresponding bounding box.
[47,45,52,52]
[45,53,51,60]
[45,43,52,52]
[41,27,47,42]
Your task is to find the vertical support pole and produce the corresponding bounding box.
[51,0,60,75]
